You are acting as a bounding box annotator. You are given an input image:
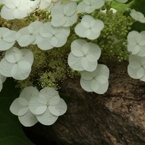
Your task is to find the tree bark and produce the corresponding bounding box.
[24,60,145,145]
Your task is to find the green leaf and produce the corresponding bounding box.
[0,78,34,145]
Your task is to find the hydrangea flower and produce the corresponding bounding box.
[0,28,16,51]
[39,0,59,10]
[25,0,40,14]
[127,30,145,57]
[68,39,101,72]
[0,47,34,80]
[77,0,105,14]
[127,55,145,81]
[130,9,145,23]
[10,87,39,127]
[16,21,43,47]
[51,2,78,27]
[75,15,104,40]
[1,0,28,20]
[0,74,6,92]
[36,22,70,50]
[29,87,67,125]
[80,64,109,94]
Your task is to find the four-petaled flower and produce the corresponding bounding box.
[80,64,109,94]
[75,15,104,40]
[10,86,39,127]
[51,2,78,27]
[1,0,28,20]
[77,0,105,14]
[36,22,70,50]
[127,30,145,57]
[16,21,43,47]
[68,39,101,72]
[0,47,34,80]
[130,9,145,23]
[0,28,16,51]
[29,87,67,125]
[128,55,145,81]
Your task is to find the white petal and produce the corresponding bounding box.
[40,87,59,99]
[0,58,13,77]
[49,98,67,116]
[10,98,28,116]
[91,80,109,94]
[1,6,14,20]
[75,23,86,38]
[80,78,93,92]
[36,108,58,125]
[49,96,60,106]
[20,49,34,65]
[68,53,84,71]
[18,110,38,127]
[19,86,39,101]
[80,71,93,80]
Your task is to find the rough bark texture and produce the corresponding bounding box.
[24,60,145,145]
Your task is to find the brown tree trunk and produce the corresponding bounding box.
[24,60,145,145]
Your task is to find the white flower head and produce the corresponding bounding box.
[127,55,145,81]
[127,30,145,57]
[0,47,34,80]
[1,0,28,20]
[68,39,101,72]
[51,2,78,27]
[10,86,39,127]
[36,22,70,50]
[29,87,67,125]
[80,64,109,94]
[130,9,145,23]
[0,28,16,51]
[16,21,43,47]
[77,0,105,14]
[75,15,104,40]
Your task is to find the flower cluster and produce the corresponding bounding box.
[10,86,67,126]
[127,28,145,80]
[0,0,144,127]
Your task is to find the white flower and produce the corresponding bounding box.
[51,2,78,27]
[77,0,105,14]
[127,31,145,56]
[68,39,101,72]
[16,21,43,47]
[0,28,16,51]
[39,0,59,10]
[75,15,104,40]
[80,64,109,94]
[0,74,6,92]
[1,0,28,20]
[36,22,70,50]
[25,0,40,14]
[10,87,39,127]
[127,55,145,81]
[0,47,34,80]
[29,87,67,125]
[130,9,145,23]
